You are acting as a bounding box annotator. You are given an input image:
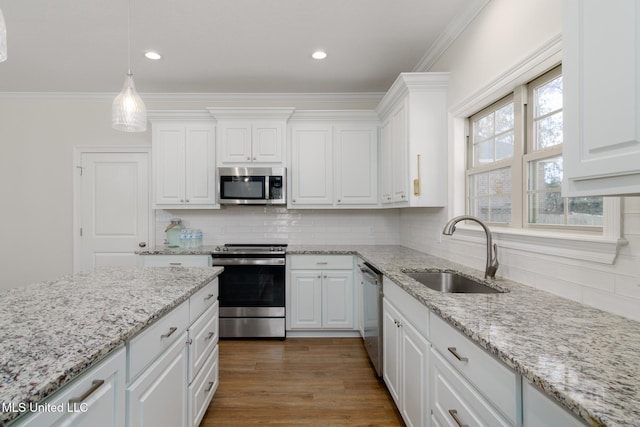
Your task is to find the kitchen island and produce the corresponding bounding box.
[0,266,222,425]
[141,244,640,427]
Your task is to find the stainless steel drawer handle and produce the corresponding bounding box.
[204,381,215,393]
[169,262,182,266]
[316,262,328,265]
[68,379,105,404]
[447,347,469,362]
[161,327,178,339]
[448,409,468,427]
[205,331,215,341]
[204,293,215,301]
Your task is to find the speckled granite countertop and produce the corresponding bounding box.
[0,266,222,425]
[138,244,640,426]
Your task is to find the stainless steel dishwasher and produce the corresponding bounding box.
[359,262,383,377]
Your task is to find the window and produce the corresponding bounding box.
[467,66,603,231]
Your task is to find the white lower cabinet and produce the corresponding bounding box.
[522,381,587,427]
[382,279,430,427]
[126,332,189,427]
[288,255,355,331]
[13,347,126,427]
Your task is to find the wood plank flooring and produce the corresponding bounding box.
[201,338,405,427]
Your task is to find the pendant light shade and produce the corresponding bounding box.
[112,0,146,132]
[112,72,147,132]
[0,7,7,62]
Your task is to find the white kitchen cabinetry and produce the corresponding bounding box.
[382,278,430,427]
[522,381,587,427]
[13,347,126,427]
[288,255,355,331]
[429,312,520,426]
[151,118,216,209]
[208,108,295,166]
[376,73,449,207]
[563,0,640,196]
[289,112,379,208]
[138,254,212,268]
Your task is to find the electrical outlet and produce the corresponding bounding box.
[368,226,375,237]
[219,226,225,235]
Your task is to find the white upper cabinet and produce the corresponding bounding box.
[209,108,295,166]
[289,111,379,208]
[151,114,216,209]
[376,73,449,207]
[563,0,640,196]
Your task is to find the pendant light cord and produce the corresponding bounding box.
[127,0,132,76]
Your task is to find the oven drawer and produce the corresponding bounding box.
[289,255,354,270]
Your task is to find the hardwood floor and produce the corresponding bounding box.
[201,338,405,427]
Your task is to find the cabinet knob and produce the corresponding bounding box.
[317,275,322,278]
[247,157,251,160]
[253,157,257,161]
[138,242,147,248]
[337,199,341,203]
[180,199,184,203]
[185,199,190,203]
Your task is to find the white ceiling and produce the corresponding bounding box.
[0,0,486,94]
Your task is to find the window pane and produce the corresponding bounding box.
[495,103,514,133]
[495,132,514,160]
[468,168,511,223]
[529,191,564,224]
[535,112,563,149]
[474,139,494,165]
[471,101,514,166]
[535,76,563,117]
[567,197,603,226]
[530,156,563,189]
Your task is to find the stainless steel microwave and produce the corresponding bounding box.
[217,167,286,205]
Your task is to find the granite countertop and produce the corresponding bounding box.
[0,266,222,425]
[138,244,639,426]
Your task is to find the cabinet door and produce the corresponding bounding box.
[127,332,189,427]
[184,124,215,206]
[252,121,284,163]
[401,320,429,427]
[219,121,252,163]
[563,0,640,196]
[289,271,323,329]
[391,103,408,203]
[153,124,187,205]
[290,125,333,205]
[334,125,378,206]
[383,298,402,406]
[523,381,587,427]
[322,270,354,329]
[380,119,393,204]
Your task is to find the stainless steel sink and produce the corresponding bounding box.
[404,271,503,294]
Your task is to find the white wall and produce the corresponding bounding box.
[401,0,640,321]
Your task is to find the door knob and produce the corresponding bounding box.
[139,242,147,248]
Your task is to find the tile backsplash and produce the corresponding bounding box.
[155,207,401,246]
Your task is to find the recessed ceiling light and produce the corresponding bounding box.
[311,51,327,60]
[144,51,162,60]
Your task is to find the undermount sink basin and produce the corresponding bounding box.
[404,271,503,294]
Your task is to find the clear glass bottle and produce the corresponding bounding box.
[164,219,183,248]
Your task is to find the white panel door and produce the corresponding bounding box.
[380,119,393,204]
[219,122,252,163]
[253,122,283,163]
[289,271,323,329]
[323,271,354,329]
[153,125,186,205]
[290,126,333,206]
[78,151,149,272]
[334,125,378,205]
[391,103,408,203]
[185,125,216,205]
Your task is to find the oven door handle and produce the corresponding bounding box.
[212,258,285,266]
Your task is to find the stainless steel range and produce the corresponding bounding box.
[211,243,286,339]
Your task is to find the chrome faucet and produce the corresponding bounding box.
[442,215,499,279]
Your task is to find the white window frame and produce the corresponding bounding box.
[447,36,626,265]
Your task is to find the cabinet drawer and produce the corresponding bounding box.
[189,278,218,324]
[127,300,189,381]
[188,301,219,383]
[523,381,586,427]
[189,345,219,427]
[139,255,212,267]
[289,255,353,270]
[383,278,429,338]
[431,348,511,427]
[13,347,126,427]
[429,313,518,424]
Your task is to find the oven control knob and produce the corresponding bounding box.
[214,246,220,251]
[223,247,229,252]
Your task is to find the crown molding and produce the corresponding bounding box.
[0,91,385,104]
[413,0,491,72]
[147,110,213,121]
[289,110,379,122]
[207,107,296,121]
[376,72,450,119]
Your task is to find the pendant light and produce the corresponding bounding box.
[0,6,7,62]
[112,0,147,132]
